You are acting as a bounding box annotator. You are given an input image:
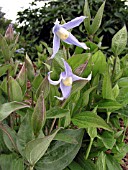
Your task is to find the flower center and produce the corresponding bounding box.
[62,77,72,86]
[56,27,69,40]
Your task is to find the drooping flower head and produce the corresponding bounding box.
[5,24,14,40]
[50,16,89,59]
[48,58,91,100]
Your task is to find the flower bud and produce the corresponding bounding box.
[5,24,14,40]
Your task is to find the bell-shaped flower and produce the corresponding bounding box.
[50,16,89,59]
[5,24,14,40]
[48,58,91,100]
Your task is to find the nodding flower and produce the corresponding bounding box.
[50,16,89,59]
[5,24,14,40]
[48,58,92,100]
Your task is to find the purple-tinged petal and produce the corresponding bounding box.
[72,72,92,82]
[62,16,87,30]
[48,71,62,85]
[50,33,60,59]
[63,33,89,50]
[62,58,73,77]
[60,81,72,99]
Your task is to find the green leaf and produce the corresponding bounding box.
[36,76,50,99]
[87,127,97,139]
[35,129,84,170]
[17,110,34,157]
[10,77,23,101]
[102,70,114,100]
[32,74,43,93]
[16,63,27,95]
[25,53,35,82]
[0,153,24,170]
[112,26,127,56]
[2,124,17,152]
[96,99,122,112]
[112,84,119,99]
[0,34,11,61]
[0,101,29,121]
[68,161,84,170]
[72,111,112,132]
[90,50,107,76]
[54,129,78,144]
[32,93,46,137]
[25,129,60,165]
[96,152,106,170]
[83,0,91,34]
[106,155,122,170]
[46,107,69,119]
[117,87,128,106]
[90,1,105,35]
[0,64,11,77]
[98,131,116,149]
[118,77,128,88]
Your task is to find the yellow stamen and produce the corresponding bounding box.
[56,27,69,40]
[62,77,72,86]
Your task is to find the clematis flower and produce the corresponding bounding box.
[48,58,91,100]
[50,16,89,59]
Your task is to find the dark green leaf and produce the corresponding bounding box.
[0,64,11,77]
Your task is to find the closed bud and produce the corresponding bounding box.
[5,24,14,40]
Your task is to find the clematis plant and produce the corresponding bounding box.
[5,24,14,40]
[48,58,91,100]
[50,16,89,59]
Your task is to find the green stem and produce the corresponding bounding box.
[112,55,118,80]
[107,112,111,123]
[29,165,34,170]
[84,138,94,160]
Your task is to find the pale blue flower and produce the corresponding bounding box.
[50,16,89,59]
[48,58,91,100]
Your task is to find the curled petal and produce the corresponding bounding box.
[72,72,92,82]
[48,71,62,85]
[60,81,72,100]
[50,34,60,59]
[62,16,87,30]
[62,58,72,77]
[64,33,89,50]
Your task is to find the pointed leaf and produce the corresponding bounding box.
[25,129,60,165]
[32,93,46,137]
[35,129,84,170]
[10,76,23,101]
[91,1,105,34]
[0,101,29,121]
[72,111,112,131]
[0,64,11,77]
[112,26,127,56]
[25,53,35,82]
[96,152,106,170]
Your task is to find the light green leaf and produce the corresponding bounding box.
[0,101,29,121]
[106,155,122,170]
[102,70,114,100]
[46,107,69,119]
[112,26,127,56]
[25,53,35,82]
[83,0,91,34]
[112,84,119,99]
[96,152,106,170]
[32,93,46,137]
[91,1,105,35]
[118,77,128,88]
[25,129,60,165]
[72,111,112,132]
[32,74,43,93]
[10,77,23,101]
[0,64,11,77]
[0,34,11,61]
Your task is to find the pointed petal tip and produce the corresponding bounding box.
[54,96,65,101]
[87,72,92,81]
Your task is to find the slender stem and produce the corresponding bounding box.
[112,55,118,80]
[107,112,111,123]
[31,91,34,107]
[29,165,34,170]
[49,118,56,134]
[7,69,11,102]
[84,138,94,160]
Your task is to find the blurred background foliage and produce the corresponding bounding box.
[15,0,128,59]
